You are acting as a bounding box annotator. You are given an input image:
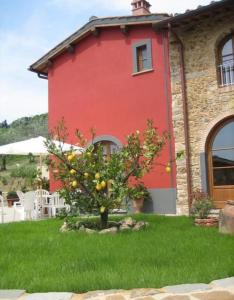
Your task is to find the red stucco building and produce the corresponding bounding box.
[30,0,177,214]
[30,0,234,214]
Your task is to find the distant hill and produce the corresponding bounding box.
[0,113,48,146]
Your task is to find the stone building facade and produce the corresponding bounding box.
[167,2,234,215]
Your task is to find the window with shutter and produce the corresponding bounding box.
[132,39,152,74]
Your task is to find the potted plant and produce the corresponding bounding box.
[6,191,19,207]
[128,183,151,213]
[191,189,218,227]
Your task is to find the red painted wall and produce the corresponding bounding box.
[48,24,176,190]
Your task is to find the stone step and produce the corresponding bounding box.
[0,277,234,300]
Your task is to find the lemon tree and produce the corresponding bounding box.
[46,120,167,229]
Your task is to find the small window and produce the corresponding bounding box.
[218,35,234,86]
[94,141,119,160]
[137,45,148,72]
[133,39,152,74]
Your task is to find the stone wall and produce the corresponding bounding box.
[169,11,234,215]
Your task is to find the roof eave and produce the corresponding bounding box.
[29,15,169,75]
[154,0,234,30]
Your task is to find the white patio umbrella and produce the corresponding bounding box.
[0,136,82,156]
[0,136,83,187]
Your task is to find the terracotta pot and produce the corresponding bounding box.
[7,198,19,207]
[195,218,218,227]
[133,198,144,214]
[219,200,234,234]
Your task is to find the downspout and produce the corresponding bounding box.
[37,73,48,80]
[162,30,175,188]
[168,23,193,211]
[28,67,48,80]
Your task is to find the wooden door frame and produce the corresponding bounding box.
[206,117,234,199]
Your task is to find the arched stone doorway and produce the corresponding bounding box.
[92,135,121,159]
[206,117,234,208]
[94,140,119,159]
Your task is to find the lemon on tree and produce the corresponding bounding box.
[101,181,106,189]
[68,152,76,161]
[71,180,78,188]
[86,152,92,158]
[100,206,106,213]
[70,169,77,175]
[95,173,101,180]
[96,183,102,191]
[165,163,171,173]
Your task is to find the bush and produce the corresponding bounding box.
[46,119,168,229]
[10,165,37,179]
[34,177,50,190]
[191,189,213,219]
[0,175,8,185]
[7,191,18,200]
[128,182,151,201]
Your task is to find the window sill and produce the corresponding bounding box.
[132,69,154,76]
[218,83,234,93]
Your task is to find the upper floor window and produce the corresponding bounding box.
[137,45,148,72]
[218,35,234,86]
[132,39,152,74]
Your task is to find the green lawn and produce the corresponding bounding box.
[0,215,233,293]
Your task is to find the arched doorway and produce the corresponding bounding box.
[207,117,234,208]
[94,140,119,160]
[92,135,121,160]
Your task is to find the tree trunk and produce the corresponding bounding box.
[100,210,109,229]
[0,155,6,171]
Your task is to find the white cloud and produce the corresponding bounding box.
[48,0,129,14]
[49,0,212,15]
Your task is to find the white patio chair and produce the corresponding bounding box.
[49,192,69,217]
[0,193,23,223]
[14,190,25,208]
[14,191,36,220]
[23,191,36,220]
[13,191,24,221]
[35,189,50,199]
[0,194,6,223]
[35,189,50,218]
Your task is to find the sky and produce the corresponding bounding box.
[0,0,213,123]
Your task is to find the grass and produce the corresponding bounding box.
[0,214,233,293]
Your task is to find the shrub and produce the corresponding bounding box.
[46,120,168,229]
[128,182,151,201]
[34,177,50,190]
[191,189,213,219]
[0,175,8,185]
[28,152,35,163]
[7,191,18,200]
[10,165,37,179]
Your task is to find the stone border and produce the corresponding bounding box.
[1,277,234,300]
[199,110,234,153]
